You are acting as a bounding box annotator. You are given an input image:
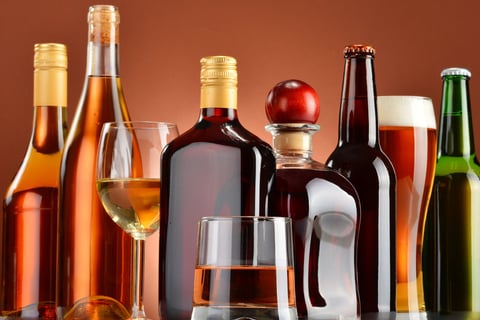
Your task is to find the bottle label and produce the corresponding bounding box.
[200,85,237,109]
[34,68,67,107]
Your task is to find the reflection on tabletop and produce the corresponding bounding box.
[361,312,480,320]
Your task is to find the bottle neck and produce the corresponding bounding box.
[266,123,317,164]
[32,63,67,153]
[439,76,476,157]
[86,41,119,77]
[199,81,238,121]
[200,83,237,109]
[86,13,120,77]
[31,106,68,153]
[338,54,379,146]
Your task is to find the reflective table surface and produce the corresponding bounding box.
[361,312,480,320]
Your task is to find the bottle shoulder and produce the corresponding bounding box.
[270,167,360,221]
[436,155,480,176]
[274,167,359,199]
[162,119,274,158]
[64,76,131,153]
[326,144,394,172]
[5,147,62,196]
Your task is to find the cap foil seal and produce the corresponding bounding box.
[33,43,67,107]
[88,5,120,44]
[200,56,238,109]
[441,67,471,79]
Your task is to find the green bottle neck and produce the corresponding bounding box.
[438,75,476,158]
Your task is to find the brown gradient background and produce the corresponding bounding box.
[1,0,480,318]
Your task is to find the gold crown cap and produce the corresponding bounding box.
[344,44,375,57]
[200,56,237,85]
[34,43,67,69]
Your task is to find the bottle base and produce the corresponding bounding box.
[190,306,297,320]
[58,295,130,320]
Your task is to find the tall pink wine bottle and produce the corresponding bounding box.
[56,5,133,319]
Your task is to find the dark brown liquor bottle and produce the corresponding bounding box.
[265,79,361,319]
[423,68,480,312]
[159,56,276,319]
[326,45,397,315]
[56,5,133,319]
[1,43,67,319]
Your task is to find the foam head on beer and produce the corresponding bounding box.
[377,95,437,129]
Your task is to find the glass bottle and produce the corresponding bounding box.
[0,43,67,319]
[423,67,480,312]
[325,45,397,315]
[159,56,276,319]
[266,122,360,320]
[56,5,133,319]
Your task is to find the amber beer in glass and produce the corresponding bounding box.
[377,96,437,313]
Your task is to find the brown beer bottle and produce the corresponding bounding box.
[326,45,397,315]
[1,43,67,319]
[423,68,480,312]
[57,5,133,319]
[159,56,276,319]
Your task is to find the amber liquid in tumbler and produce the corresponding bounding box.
[268,169,359,319]
[193,265,295,308]
[379,125,436,312]
[57,76,133,318]
[160,108,276,319]
[1,106,65,318]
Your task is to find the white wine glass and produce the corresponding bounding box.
[96,121,179,319]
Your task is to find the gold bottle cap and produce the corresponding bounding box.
[88,5,120,44]
[34,43,67,69]
[200,56,237,85]
[200,56,238,109]
[33,43,67,107]
[344,44,375,57]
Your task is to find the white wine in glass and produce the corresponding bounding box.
[96,121,178,319]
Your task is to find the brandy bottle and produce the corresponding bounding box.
[159,56,276,319]
[1,43,68,318]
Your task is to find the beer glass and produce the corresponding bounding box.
[191,216,297,320]
[377,96,437,314]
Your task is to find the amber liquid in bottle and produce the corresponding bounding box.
[1,43,67,318]
[159,56,276,319]
[326,45,396,314]
[57,6,133,319]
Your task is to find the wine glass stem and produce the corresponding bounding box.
[131,238,147,319]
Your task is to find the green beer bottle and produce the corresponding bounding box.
[423,67,480,312]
